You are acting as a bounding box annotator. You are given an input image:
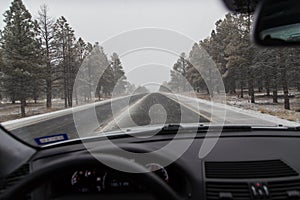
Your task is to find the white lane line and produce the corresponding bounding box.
[97,94,150,133]
[162,93,212,122]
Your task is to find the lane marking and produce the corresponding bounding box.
[163,93,213,122]
[97,94,150,133]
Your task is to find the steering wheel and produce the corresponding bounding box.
[1,154,181,200]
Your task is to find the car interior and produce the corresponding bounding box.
[1,0,300,200]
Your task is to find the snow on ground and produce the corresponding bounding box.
[0,101,65,122]
[225,99,300,126]
[226,93,300,124]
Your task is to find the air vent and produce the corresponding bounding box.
[0,163,30,199]
[269,179,300,200]
[205,160,298,179]
[206,182,251,200]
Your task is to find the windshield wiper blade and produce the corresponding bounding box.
[128,124,300,137]
[162,124,252,130]
[159,124,253,135]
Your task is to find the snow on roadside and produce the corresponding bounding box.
[174,93,300,127]
[225,100,300,127]
[226,95,300,124]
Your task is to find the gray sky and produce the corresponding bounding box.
[0,0,228,88]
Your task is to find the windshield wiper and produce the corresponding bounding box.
[157,124,300,137]
[158,124,253,135]
[162,123,253,129]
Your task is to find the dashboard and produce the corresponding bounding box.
[66,163,169,193]
[27,129,300,200]
[45,162,186,197]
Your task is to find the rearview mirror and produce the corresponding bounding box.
[254,0,300,46]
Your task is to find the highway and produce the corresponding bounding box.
[4,94,145,143]
[1,92,297,146]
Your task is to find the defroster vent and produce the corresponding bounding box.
[205,160,298,179]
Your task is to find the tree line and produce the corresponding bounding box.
[165,13,300,110]
[0,0,132,117]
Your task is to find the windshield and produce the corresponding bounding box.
[0,0,299,146]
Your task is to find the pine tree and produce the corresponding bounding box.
[187,43,201,92]
[111,52,127,95]
[72,37,90,104]
[287,48,300,92]
[77,43,111,102]
[0,45,4,100]
[96,45,112,98]
[38,4,55,108]
[170,53,189,92]
[188,43,215,94]
[1,0,42,117]
[279,49,290,110]
[0,44,3,72]
[53,16,76,107]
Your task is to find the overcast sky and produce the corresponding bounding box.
[0,0,228,88]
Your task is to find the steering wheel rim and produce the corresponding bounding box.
[1,153,181,200]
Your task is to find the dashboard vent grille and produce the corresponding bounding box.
[205,160,298,179]
[0,163,30,199]
[269,179,300,200]
[206,182,251,200]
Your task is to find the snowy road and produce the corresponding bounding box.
[1,92,298,146]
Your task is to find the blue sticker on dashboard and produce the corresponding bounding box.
[34,134,68,145]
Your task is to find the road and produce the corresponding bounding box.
[6,94,145,143]
[100,93,210,132]
[2,92,296,146]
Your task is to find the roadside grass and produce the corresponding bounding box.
[225,91,300,123]
[0,100,66,122]
[258,108,299,122]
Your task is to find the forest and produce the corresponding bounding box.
[0,0,135,117]
[165,13,299,112]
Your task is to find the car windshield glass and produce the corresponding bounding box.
[0,0,299,146]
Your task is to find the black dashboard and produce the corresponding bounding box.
[27,129,300,200]
[35,161,188,199]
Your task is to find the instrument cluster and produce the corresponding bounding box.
[51,163,172,195]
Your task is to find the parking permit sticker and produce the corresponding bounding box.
[34,134,68,145]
